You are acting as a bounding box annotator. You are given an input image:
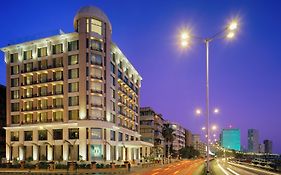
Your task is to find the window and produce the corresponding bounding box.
[24,88,33,98]
[69,128,79,139]
[11,103,19,112]
[91,39,102,51]
[38,99,48,109]
[11,131,19,141]
[24,62,33,72]
[11,78,19,87]
[86,18,89,33]
[53,71,63,80]
[111,101,115,111]
[110,62,115,73]
[24,101,33,111]
[118,132,123,141]
[53,98,63,108]
[68,40,79,51]
[111,75,115,86]
[38,112,48,122]
[24,75,33,85]
[53,111,63,121]
[110,113,115,123]
[11,90,19,99]
[11,65,19,75]
[110,130,116,141]
[110,88,115,99]
[68,54,79,65]
[92,82,102,93]
[118,70,122,79]
[39,73,47,83]
[11,115,20,124]
[10,53,18,63]
[24,131,33,141]
[53,57,63,67]
[69,110,79,120]
[38,130,47,140]
[69,82,79,92]
[39,86,48,96]
[23,50,32,60]
[91,18,102,35]
[53,129,63,140]
[53,44,63,54]
[91,128,102,139]
[68,69,79,79]
[69,96,79,106]
[90,54,102,65]
[125,134,129,141]
[53,84,63,95]
[38,47,47,57]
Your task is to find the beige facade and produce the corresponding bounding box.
[164,121,185,153]
[192,134,206,156]
[140,107,165,159]
[1,6,152,163]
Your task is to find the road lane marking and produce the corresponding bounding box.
[152,168,161,171]
[228,162,280,175]
[218,162,230,175]
[173,170,180,174]
[227,168,240,175]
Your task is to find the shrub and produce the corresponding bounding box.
[56,163,67,169]
[38,162,48,169]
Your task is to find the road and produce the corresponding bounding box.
[211,158,281,175]
[130,159,205,175]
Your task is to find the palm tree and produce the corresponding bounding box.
[162,123,174,163]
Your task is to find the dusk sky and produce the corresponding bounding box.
[1,0,281,153]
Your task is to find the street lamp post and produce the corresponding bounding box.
[180,19,239,174]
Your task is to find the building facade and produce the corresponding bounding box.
[248,129,259,153]
[264,140,273,154]
[1,6,152,163]
[185,129,192,147]
[0,85,6,159]
[140,107,165,159]
[220,129,241,151]
[168,122,185,153]
[192,134,206,156]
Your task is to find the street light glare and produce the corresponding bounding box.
[181,32,189,40]
[214,108,219,114]
[181,40,188,47]
[229,21,238,31]
[195,109,202,115]
[227,32,235,39]
[212,125,217,131]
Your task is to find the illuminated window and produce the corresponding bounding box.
[86,18,89,33]
[11,90,19,99]
[68,69,79,79]
[38,99,47,109]
[52,44,63,54]
[24,62,33,72]
[38,60,48,69]
[111,75,115,86]
[110,62,115,73]
[11,65,19,75]
[69,96,79,106]
[69,110,79,120]
[24,101,33,111]
[39,73,48,83]
[24,75,33,85]
[38,112,48,122]
[53,71,63,80]
[118,132,123,141]
[11,115,20,124]
[69,128,79,139]
[53,57,63,67]
[91,18,102,35]
[11,78,19,87]
[53,98,63,108]
[91,128,102,139]
[24,131,33,141]
[10,53,18,63]
[38,47,47,57]
[23,50,32,60]
[39,86,48,96]
[53,84,63,95]
[90,54,102,66]
[68,54,79,65]
[11,102,19,112]
[53,111,63,121]
[110,130,116,141]
[69,82,79,92]
[91,40,102,51]
[68,40,79,51]
[11,131,19,141]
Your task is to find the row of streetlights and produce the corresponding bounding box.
[179,19,239,174]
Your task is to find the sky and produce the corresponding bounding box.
[0,0,281,154]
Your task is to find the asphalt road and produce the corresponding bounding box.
[130,159,205,175]
[210,158,281,175]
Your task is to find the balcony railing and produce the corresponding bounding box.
[21,105,64,112]
[90,104,103,108]
[21,64,63,74]
[21,77,63,87]
[90,89,103,94]
[21,91,63,99]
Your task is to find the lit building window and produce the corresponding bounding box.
[38,47,47,57]
[11,65,19,75]
[69,110,79,120]
[53,84,63,95]
[10,53,18,63]
[23,50,32,60]
[11,115,20,124]
[38,112,48,122]
[11,78,19,87]
[24,113,33,124]
[69,82,79,92]
[53,98,63,108]
[91,18,102,35]
[68,96,79,106]
[38,130,47,140]
[52,43,63,54]
[53,57,63,67]
[24,131,33,141]
[110,130,116,141]
[90,54,102,66]
[68,54,79,65]
[11,90,19,99]
[53,111,63,122]
[91,128,102,140]
[68,69,79,79]
[11,131,19,141]
[68,40,79,51]
[53,71,63,81]
[90,39,102,51]
[11,102,19,112]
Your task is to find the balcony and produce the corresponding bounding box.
[21,105,64,112]
[90,89,103,94]
[21,77,63,87]
[21,91,63,99]
[21,64,63,74]
[90,104,103,109]
[90,75,103,81]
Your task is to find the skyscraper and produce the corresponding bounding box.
[220,129,241,151]
[264,140,273,154]
[1,6,152,163]
[248,129,259,153]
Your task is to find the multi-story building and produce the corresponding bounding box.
[140,107,165,159]
[259,143,265,153]
[168,122,185,153]
[264,140,273,154]
[0,85,6,159]
[220,129,241,151]
[192,134,206,156]
[1,5,152,163]
[185,129,192,147]
[248,129,259,153]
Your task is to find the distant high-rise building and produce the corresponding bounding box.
[185,129,192,147]
[264,140,273,154]
[220,129,241,151]
[248,129,259,152]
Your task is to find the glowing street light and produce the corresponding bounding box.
[212,125,217,131]
[195,109,202,115]
[202,126,206,130]
[214,108,220,114]
[179,18,240,174]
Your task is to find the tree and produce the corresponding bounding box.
[162,123,174,161]
[179,146,200,159]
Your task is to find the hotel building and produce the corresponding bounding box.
[1,6,152,163]
[140,107,165,159]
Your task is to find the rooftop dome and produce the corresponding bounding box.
[74,6,112,31]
